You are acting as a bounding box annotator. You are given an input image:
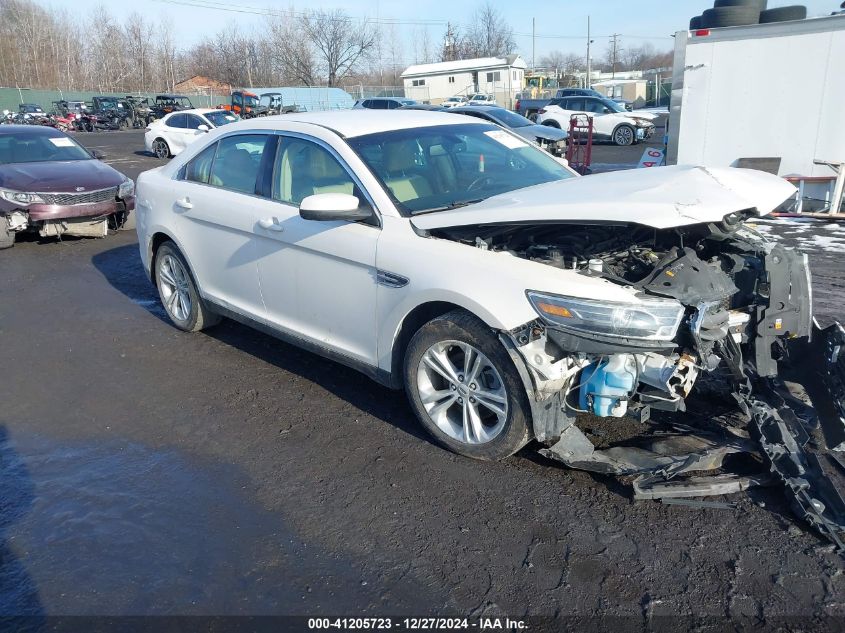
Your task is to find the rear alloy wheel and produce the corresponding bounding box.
[404,310,532,461]
[613,124,635,146]
[153,139,171,159]
[154,242,219,332]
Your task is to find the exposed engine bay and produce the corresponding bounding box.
[432,214,845,550]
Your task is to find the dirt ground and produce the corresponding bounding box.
[0,130,842,630]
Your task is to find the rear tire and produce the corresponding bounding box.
[714,0,767,9]
[153,138,171,159]
[701,6,761,27]
[403,309,532,461]
[154,242,220,332]
[542,119,561,129]
[759,6,807,23]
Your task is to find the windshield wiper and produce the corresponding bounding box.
[413,198,486,215]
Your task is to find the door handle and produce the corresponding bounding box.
[175,197,193,210]
[258,217,284,232]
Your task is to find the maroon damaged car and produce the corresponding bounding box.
[0,125,135,249]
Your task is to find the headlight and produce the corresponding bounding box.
[527,291,685,341]
[633,118,653,128]
[0,189,44,205]
[118,179,135,199]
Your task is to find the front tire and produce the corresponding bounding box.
[404,310,532,461]
[154,242,220,332]
[613,124,635,146]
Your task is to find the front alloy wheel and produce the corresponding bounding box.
[417,341,508,445]
[404,309,532,460]
[613,125,635,146]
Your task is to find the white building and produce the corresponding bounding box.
[401,55,527,107]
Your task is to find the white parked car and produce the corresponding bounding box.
[441,96,468,108]
[467,94,497,106]
[134,112,819,481]
[144,108,240,159]
[537,96,657,146]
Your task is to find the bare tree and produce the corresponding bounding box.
[462,2,515,58]
[539,51,583,80]
[268,13,318,86]
[301,9,377,87]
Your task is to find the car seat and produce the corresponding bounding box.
[383,140,433,203]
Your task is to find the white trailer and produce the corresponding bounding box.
[667,14,845,212]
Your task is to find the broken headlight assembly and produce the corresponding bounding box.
[527,291,685,341]
[0,189,44,206]
[118,179,135,199]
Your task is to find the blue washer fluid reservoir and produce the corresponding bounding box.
[578,355,638,417]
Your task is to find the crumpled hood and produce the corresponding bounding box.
[411,165,797,231]
[0,160,125,192]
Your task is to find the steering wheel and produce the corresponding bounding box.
[467,175,494,192]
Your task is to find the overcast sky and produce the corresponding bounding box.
[34,0,841,62]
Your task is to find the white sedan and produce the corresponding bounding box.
[134,111,807,466]
[144,108,239,159]
[537,96,657,145]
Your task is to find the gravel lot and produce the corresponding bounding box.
[1,129,842,628]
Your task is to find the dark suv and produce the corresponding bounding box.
[353,97,419,110]
[555,88,604,99]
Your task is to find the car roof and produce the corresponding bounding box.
[0,124,66,137]
[163,108,221,117]
[227,110,488,138]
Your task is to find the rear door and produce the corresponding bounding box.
[169,133,275,317]
[164,113,191,153]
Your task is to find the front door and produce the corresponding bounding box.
[253,135,380,366]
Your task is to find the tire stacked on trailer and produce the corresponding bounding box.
[689,0,808,30]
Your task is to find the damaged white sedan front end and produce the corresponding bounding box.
[412,165,844,549]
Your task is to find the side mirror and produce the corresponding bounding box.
[90,149,105,160]
[197,124,209,132]
[299,193,370,222]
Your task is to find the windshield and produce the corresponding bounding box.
[204,110,240,127]
[601,98,626,113]
[244,95,259,107]
[347,123,574,215]
[486,109,532,128]
[0,132,93,164]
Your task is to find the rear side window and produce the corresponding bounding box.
[564,98,585,111]
[209,134,271,195]
[185,143,217,184]
[371,100,389,110]
[167,114,187,128]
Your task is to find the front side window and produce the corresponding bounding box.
[185,115,205,130]
[184,143,217,184]
[273,138,359,206]
[347,123,574,215]
[209,134,271,195]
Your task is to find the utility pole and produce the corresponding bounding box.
[610,33,622,79]
[532,17,536,72]
[586,16,593,89]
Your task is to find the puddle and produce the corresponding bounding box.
[0,428,406,616]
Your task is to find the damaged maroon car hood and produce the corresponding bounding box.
[0,160,125,192]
